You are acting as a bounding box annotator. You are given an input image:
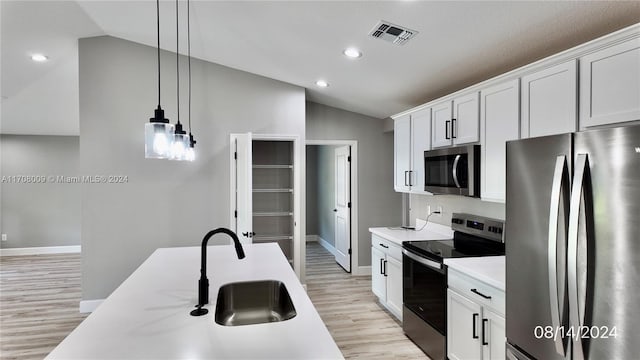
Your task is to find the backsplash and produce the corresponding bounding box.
[409,194,505,227]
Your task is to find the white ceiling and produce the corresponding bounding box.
[2,1,640,135]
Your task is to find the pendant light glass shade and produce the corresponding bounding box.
[185,133,196,161]
[145,107,174,159]
[185,146,195,162]
[169,123,189,160]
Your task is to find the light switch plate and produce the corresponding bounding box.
[1,234,7,241]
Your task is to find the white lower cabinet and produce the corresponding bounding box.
[447,269,505,360]
[385,255,403,317]
[482,307,505,360]
[371,234,403,320]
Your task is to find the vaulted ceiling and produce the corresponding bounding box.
[2,1,639,135]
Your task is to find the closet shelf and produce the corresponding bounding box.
[252,165,293,169]
[253,188,293,193]
[253,235,293,241]
[253,212,293,217]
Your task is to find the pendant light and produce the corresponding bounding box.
[170,0,189,161]
[185,0,196,162]
[145,0,174,159]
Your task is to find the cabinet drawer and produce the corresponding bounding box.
[371,234,402,260]
[448,268,504,315]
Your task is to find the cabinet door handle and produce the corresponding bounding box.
[379,243,389,249]
[445,120,451,139]
[383,260,388,277]
[482,318,489,346]
[452,118,457,139]
[380,258,385,275]
[471,288,492,299]
[408,170,413,186]
[472,313,479,339]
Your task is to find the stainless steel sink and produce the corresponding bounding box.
[214,280,297,326]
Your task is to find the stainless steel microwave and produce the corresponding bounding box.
[424,145,480,197]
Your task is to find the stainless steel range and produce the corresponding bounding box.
[402,213,505,360]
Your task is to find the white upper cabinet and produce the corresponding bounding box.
[480,79,520,203]
[432,93,480,148]
[521,60,577,138]
[453,92,481,144]
[410,108,431,193]
[394,115,411,192]
[580,37,640,128]
[394,108,431,193]
[432,100,453,148]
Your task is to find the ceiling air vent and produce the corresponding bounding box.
[368,20,418,46]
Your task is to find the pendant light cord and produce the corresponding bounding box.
[187,0,192,134]
[156,0,161,107]
[176,0,180,124]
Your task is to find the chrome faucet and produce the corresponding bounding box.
[190,228,245,316]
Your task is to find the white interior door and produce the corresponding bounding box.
[334,145,351,272]
[231,133,253,243]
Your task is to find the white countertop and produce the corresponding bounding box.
[444,256,505,291]
[369,220,453,246]
[47,243,343,359]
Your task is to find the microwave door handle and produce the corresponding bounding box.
[452,154,462,188]
[548,155,568,356]
[568,154,590,360]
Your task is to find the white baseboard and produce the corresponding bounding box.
[305,235,318,243]
[317,236,337,256]
[0,245,81,256]
[353,265,371,276]
[79,299,104,313]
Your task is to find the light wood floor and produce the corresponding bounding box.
[306,242,428,359]
[0,254,87,360]
[0,245,427,360]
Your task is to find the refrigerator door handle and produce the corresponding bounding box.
[452,154,462,188]
[568,153,590,360]
[548,155,568,356]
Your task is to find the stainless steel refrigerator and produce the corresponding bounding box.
[505,124,640,360]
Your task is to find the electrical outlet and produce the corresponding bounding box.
[1,234,7,242]
[436,205,443,216]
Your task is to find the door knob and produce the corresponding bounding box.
[333,209,338,212]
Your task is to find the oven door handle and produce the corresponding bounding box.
[402,249,442,271]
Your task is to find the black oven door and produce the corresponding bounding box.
[402,249,447,335]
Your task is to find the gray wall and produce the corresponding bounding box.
[305,146,318,236]
[79,36,305,300]
[306,101,402,267]
[409,194,505,225]
[0,135,80,248]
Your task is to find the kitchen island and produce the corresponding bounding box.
[47,243,343,359]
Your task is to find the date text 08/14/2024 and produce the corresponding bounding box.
[534,325,618,342]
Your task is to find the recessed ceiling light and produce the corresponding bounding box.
[315,80,329,88]
[343,48,362,59]
[31,54,49,62]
